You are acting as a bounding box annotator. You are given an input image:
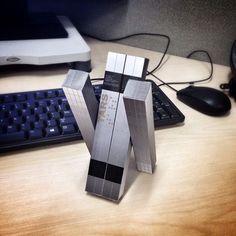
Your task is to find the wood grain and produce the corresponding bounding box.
[0,38,236,236]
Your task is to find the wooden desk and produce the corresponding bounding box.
[0,38,235,236]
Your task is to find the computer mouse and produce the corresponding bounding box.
[177,86,231,116]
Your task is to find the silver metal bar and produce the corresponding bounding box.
[123,80,157,174]
[102,94,131,200]
[86,52,128,201]
[62,69,98,153]
[86,51,150,201]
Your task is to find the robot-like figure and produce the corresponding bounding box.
[63,52,156,201]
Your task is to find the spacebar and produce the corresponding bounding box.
[0,131,25,145]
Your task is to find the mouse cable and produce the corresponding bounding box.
[81,32,170,75]
[90,50,213,94]
[147,50,213,94]
[90,74,179,93]
[86,33,212,91]
[155,50,213,86]
[90,78,104,82]
[147,72,178,92]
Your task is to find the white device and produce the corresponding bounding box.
[0,16,91,71]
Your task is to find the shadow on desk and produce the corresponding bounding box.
[0,63,68,78]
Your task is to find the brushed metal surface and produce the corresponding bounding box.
[85,175,104,196]
[104,94,131,200]
[91,90,120,163]
[123,80,156,174]
[102,180,121,201]
[86,52,132,201]
[62,69,98,153]
[86,90,131,201]
[85,52,151,201]
[123,55,145,78]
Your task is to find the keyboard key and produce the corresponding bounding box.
[60,117,75,126]
[4,95,14,103]
[14,103,24,110]
[21,108,32,116]
[9,110,19,118]
[0,131,25,144]
[160,113,170,120]
[26,115,36,123]
[12,116,23,125]
[59,103,69,111]
[47,90,56,98]
[16,94,26,102]
[21,123,31,131]
[63,110,73,117]
[62,124,76,134]
[38,113,48,120]
[0,111,7,119]
[93,85,102,92]
[49,99,58,106]
[38,100,47,107]
[47,105,56,112]
[35,91,45,99]
[0,118,9,127]
[60,98,67,103]
[0,104,12,112]
[57,89,64,97]
[25,101,37,109]
[34,106,44,114]
[45,127,60,137]
[154,114,161,121]
[47,119,57,127]
[29,129,43,140]
[50,112,60,119]
[164,105,180,118]
[7,125,18,133]
[34,120,45,129]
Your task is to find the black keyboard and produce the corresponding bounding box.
[0,82,184,153]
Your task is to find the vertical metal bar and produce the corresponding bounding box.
[62,69,98,153]
[123,80,156,174]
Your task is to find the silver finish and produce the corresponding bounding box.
[123,80,157,174]
[62,69,98,153]
[102,180,121,200]
[103,94,131,200]
[105,52,126,73]
[123,55,145,77]
[86,175,104,196]
[86,87,131,201]
[90,89,120,164]
[86,52,131,201]
[85,51,152,201]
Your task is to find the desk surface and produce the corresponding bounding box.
[0,38,235,236]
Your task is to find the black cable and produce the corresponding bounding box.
[148,72,178,92]
[86,32,213,92]
[147,49,213,94]
[91,49,213,92]
[186,50,213,83]
[90,78,104,82]
[155,50,213,86]
[82,32,170,75]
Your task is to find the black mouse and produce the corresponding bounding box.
[177,86,231,116]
